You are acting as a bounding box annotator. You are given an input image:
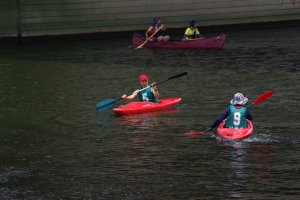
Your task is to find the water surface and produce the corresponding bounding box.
[0,26,300,199]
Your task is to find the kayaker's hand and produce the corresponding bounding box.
[133,90,139,96]
[152,82,157,91]
[122,94,127,99]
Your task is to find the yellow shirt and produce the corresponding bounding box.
[184,27,200,39]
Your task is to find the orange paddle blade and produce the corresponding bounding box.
[252,91,273,106]
[183,131,204,136]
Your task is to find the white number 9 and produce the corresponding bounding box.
[233,112,241,126]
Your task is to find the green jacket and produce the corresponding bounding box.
[225,105,247,128]
[138,86,158,102]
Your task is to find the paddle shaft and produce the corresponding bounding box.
[247,104,254,108]
[128,72,188,95]
[152,72,188,87]
[136,26,163,49]
[202,127,212,133]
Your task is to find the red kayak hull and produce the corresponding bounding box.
[217,120,253,140]
[132,33,226,49]
[113,97,181,115]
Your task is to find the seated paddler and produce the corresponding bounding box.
[182,20,204,41]
[210,93,253,129]
[122,74,159,102]
[145,17,170,42]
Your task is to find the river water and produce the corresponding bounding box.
[1,26,300,199]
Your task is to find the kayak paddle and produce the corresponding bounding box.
[183,127,212,136]
[96,72,188,112]
[183,91,273,136]
[136,26,163,49]
[246,90,273,108]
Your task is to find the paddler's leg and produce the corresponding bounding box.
[157,36,163,41]
[163,35,170,41]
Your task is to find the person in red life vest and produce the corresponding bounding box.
[145,17,170,42]
[182,20,204,41]
[122,74,159,102]
[210,93,253,129]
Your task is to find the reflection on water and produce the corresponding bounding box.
[215,140,277,199]
[114,109,179,126]
[96,113,115,126]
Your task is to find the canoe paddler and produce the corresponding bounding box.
[210,93,253,129]
[182,20,204,41]
[122,74,159,102]
[145,17,170,42]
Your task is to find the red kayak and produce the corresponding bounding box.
[132,33,226,49]
[217,120,253,140]
[113,97,181,115]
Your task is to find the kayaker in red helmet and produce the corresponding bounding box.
[210,93,253,129]
[122,74,159,102]
[182,20,204,41]
[145,17,170,42]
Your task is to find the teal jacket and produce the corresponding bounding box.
[138,86,158,102]
[211,105,253,128]
[225,105,247,128]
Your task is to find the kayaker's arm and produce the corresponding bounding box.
[196,28,204,38]
[145,26,153,40]
[152,89,159,98]
[210,107,230,128]
[122,90,139,100]
[151,82,159,98]
[198,34,204,38]
[246,109,253,120]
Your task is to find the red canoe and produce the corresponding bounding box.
[217,120,253,140]
[113,97,181,115]
[132,33,226,49]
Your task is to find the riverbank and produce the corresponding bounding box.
[1,19,300,44]
[1,0,300,44]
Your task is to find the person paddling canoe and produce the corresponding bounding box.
[122,74,159,102]
[210,93,253,129]
[182,20,204,41]
[145,17,170,42]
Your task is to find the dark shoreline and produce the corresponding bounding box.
[1,19,300,45]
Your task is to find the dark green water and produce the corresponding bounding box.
[0,26,300,199]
